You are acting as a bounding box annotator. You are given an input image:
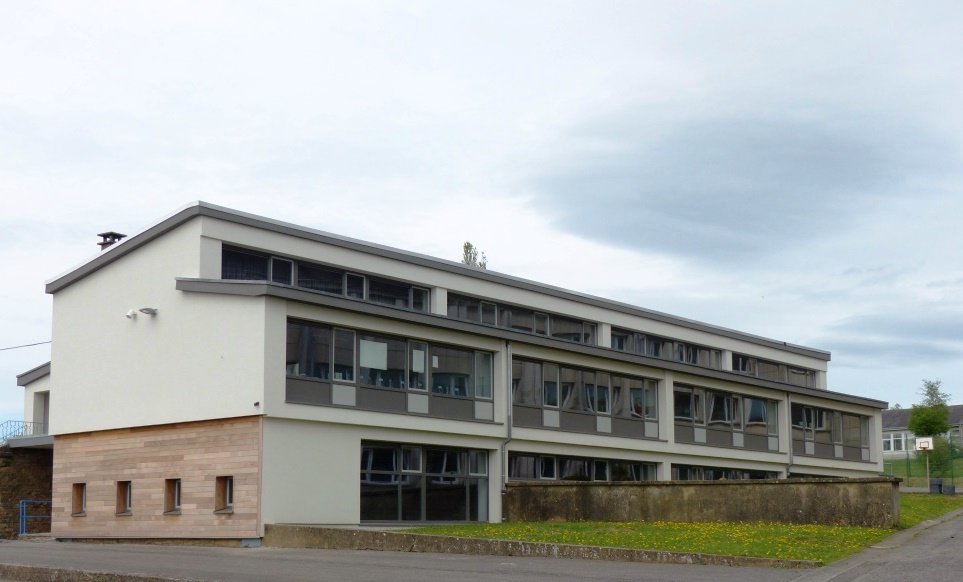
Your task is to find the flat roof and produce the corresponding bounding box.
[46,201,831,361]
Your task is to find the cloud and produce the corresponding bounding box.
[816,310,963,368]
[529,111,954,265]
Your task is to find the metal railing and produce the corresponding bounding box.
[19,499,52,535]
[0,420,48,443]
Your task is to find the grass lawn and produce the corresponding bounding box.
[406,493,963,565]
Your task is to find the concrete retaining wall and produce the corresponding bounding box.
[503,477,901,527]
[262,524,821,568]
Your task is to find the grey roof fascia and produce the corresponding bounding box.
[48,201,830,361]
[175,278,884,409]
[6,434,54,448]
[16,361,51,387]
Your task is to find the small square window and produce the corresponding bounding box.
[215,476,234,513]
[402,446,422,472]
[116,481,132,515]
[539,457,556,480]
[469,450,487,476]
[164,478,182,514]
[71,483,86,516]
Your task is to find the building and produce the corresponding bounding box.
[14,201,886,541]
[881,405,963,459]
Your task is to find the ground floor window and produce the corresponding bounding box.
[671,464,776,480]
[508,452,657,482]
[360,442,488,522]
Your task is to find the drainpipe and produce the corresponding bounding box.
[501,340,513,494]
[786,392,793,477]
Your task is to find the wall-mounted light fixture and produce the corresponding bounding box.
[138,308,158,316]
[126,309,137,319]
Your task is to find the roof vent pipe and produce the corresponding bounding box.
[97,231,127,251]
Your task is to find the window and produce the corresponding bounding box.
[408,342,428,390]
[165,479,181,514]
[215,476,234,512]
[543,363,559,408]
[430,345,474,397]
[286,321,332,379]
[222,247,428,312]
[733,353,816,388]
[360,442,488,522]
[222,247,267,280]
[297,262,343,294]
[475,352,493,399]
[116,481,132,515]
[359,333,408,389]
[509,453,655,482]
[512,359,542,406]
[71,483,86,516]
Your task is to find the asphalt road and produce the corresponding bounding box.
[1,510,962,582]
[0,543,803,582]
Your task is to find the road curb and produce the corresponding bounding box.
[0,563,190,582]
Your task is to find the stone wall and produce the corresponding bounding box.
[0,445,54,539]
[503,477,901,528]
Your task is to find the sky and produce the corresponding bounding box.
[2,1,963,423]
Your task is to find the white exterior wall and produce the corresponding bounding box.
[22,373,51,427]
[49,218,267,435]
[260,417,504,528]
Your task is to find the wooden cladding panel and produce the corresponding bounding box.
[51,416,261,538]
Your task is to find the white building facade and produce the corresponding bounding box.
[20,202,886,540]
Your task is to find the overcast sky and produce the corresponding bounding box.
[3,1,963,424]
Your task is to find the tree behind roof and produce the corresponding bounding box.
[908,379,951,436]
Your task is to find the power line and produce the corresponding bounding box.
[0,341,51,352]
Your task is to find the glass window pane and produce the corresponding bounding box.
[359,334,407,388]
[402,446,422,472]
[745,398,768,435]
[595,372,610,414]
[534,313,549,335]
[411,287,429,312]
[708,392,731,426]
[509,454,536,479]
[583,323,596,345]
[333,329,355,381]
[543,363,559,407]
[644,379,658,420]
[286,322,331,379]
[674,389,692,420]
[481,302,497,325]
[512,359,542,406]
[469,451,487,475]
[559,458,592,481]
[222,247,268,280]
[408,342,428,390]
[593,460,609,481]
[400,475,423,521]
[611,329,629,352]
[732,396,743,431]
[692,388,705,425]
[427,450,465,475]
[447,294,480,322]
[368,278,410,309]
[346,274,365,299]
[581,370,596,413]
[539,457,556,479]
[757,360,782,381]
[646,337,666,358]
[551,316,583,343]
[767,400,779,435]
[271,258,293,285]
[560,368,580,411]
[506,307,534,333]
[475,352,493,399]
[298,262,344,294]
[430,345,474,397]
[843,414,861,447]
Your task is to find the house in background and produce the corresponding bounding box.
[881,405,963,459]
[16,202,886,542]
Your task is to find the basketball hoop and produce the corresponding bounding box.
[918,442,930,451]
[917,437,934,452]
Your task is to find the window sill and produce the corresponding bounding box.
[115,511,132,517]
[214,508,234,515]
[70,512,86,517]
[163,510,181,516]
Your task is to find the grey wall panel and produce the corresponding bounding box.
[513,406,541,427]
[560,411,596,434]
[430,396,474,420]
[675,424,695,443]
[357,386,407,412]
[612,418,646,439]
[706,429,731,447]
[285,378,331,406]
[744,434,769,452]
[815,443,835,459]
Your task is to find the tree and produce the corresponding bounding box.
[908,379,951,437]
[461,242,487,269]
